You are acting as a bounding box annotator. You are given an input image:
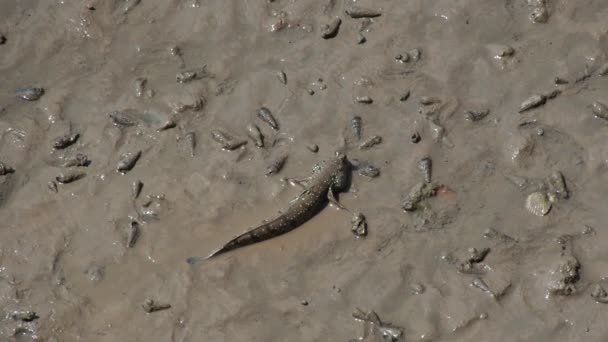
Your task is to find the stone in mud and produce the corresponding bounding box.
[418,157,432,183]
[257,107,279,130]
[211,130,247,151]
[351,309,403,341]
[126,221,140,248]
[504,133,535,166]
[132,180,144,199]
[530,5,549,23]
[56,170,85,184]
[359,135,382,149]
[48,181,58,193]
[52,133,80,149]
[345,6,381,18]
[321,17,341,39]
[63,153,90,167]
[306,144,319,153]
[591,101,608,120]
[276,70,287,84]
[0,162,14,176]
[246,123,264,148]
[11,311,38,322]
[133,77,147,97]
[15,87,44,101]
[351,212,367,237]
[355,96,373,104]
[590,284,608,303]
[358,164,380,178]
[547,171,568,200]
[142,298,171,313]
[109,110,138,127]
[176,66,211,83]
[464,109,490,122]
[419,96,440,106]
[519,94,546,113]
[351,116,362,141]
[117,150,142,173]
[265,154,287,176]
[180,131,196,157]
[545,255,580,296]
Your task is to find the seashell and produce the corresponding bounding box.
[519,94,546,113]
[547,170,568,200]
[526,192,551,216]
[418,157,432,183]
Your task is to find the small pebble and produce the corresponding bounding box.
[52,133,80,149]
[133,77,147,97]
[56,170,85,184]
[182,131,196,157]
[409,48,421,61]
[127,221,140,248]
[409,282,425,294]
[345,5,381,18]
[530,6,548,23]
[48,181,58,193]
[395,53,410,63]
[11,311,38,322]
[355,96,373,104]
[420,96,440,106]
[117,150,142,173]
[132,180,144,199]
[15,87,44,101]
[536,128,544,136]
[518,94,546,113]
[358,164,380,178]
[109,110,137,127]
[591,101,608,120]
[142,298,171,313]
[400,91,411,102]
[64,153,90,167]
[306,144,319,153]
[359,135,382,149]
[464,109,490,122]
[321,17,341,39]
[301,300,309,306]
[351,212,367,237]
[157,118,177,131]
[276,70,287,84]
[0,162,14,175]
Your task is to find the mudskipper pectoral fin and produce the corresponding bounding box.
[290,189,310,204]
[327,187,348,211]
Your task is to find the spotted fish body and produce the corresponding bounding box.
[187,153,350,264]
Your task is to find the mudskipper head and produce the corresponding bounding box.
[332,151,350,191]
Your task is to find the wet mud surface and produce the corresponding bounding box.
[2,0,608,341]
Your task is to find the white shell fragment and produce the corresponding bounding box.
[526,192,551,216]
